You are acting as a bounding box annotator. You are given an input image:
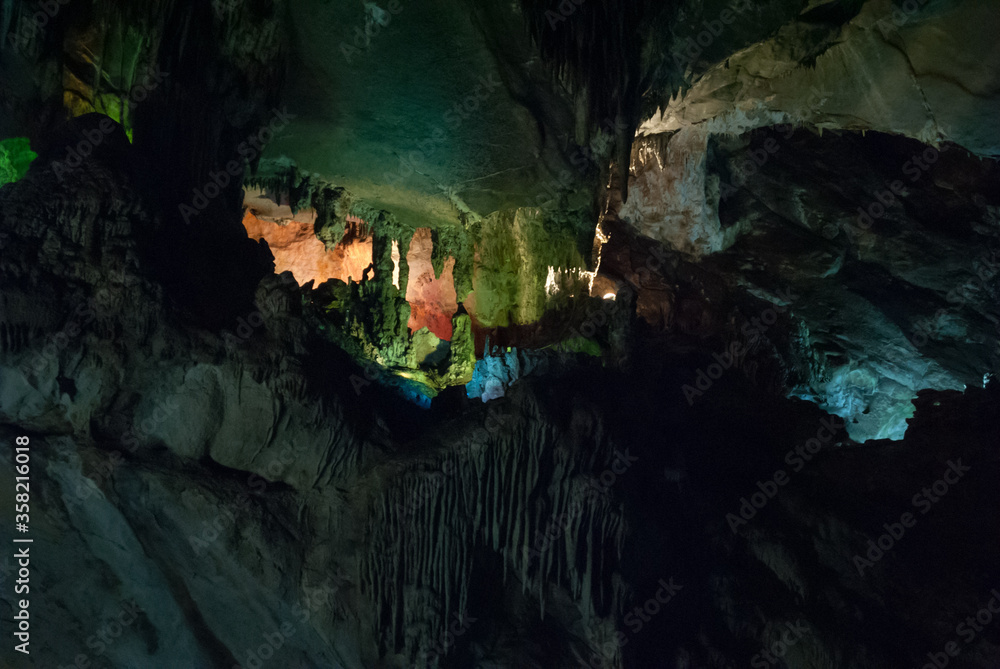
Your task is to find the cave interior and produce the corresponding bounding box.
[0,0,999,668]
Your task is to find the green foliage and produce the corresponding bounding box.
[0,138,37,187]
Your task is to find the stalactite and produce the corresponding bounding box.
[361,399,629,665]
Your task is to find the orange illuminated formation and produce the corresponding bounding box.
[406,228,457,341]
[241,193,459,341]
[242,189,373,286]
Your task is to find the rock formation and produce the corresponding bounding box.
[1,0,998,667]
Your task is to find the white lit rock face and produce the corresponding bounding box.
[642,0,1000,152]
[613,0,1000,441]
[618,128,728,258]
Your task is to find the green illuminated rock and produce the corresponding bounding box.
[0,138,37,187]
[471,208,588,327]
[443,312,476,386]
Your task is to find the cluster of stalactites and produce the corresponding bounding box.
[515,0,683,203]
[360,402,629,664]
